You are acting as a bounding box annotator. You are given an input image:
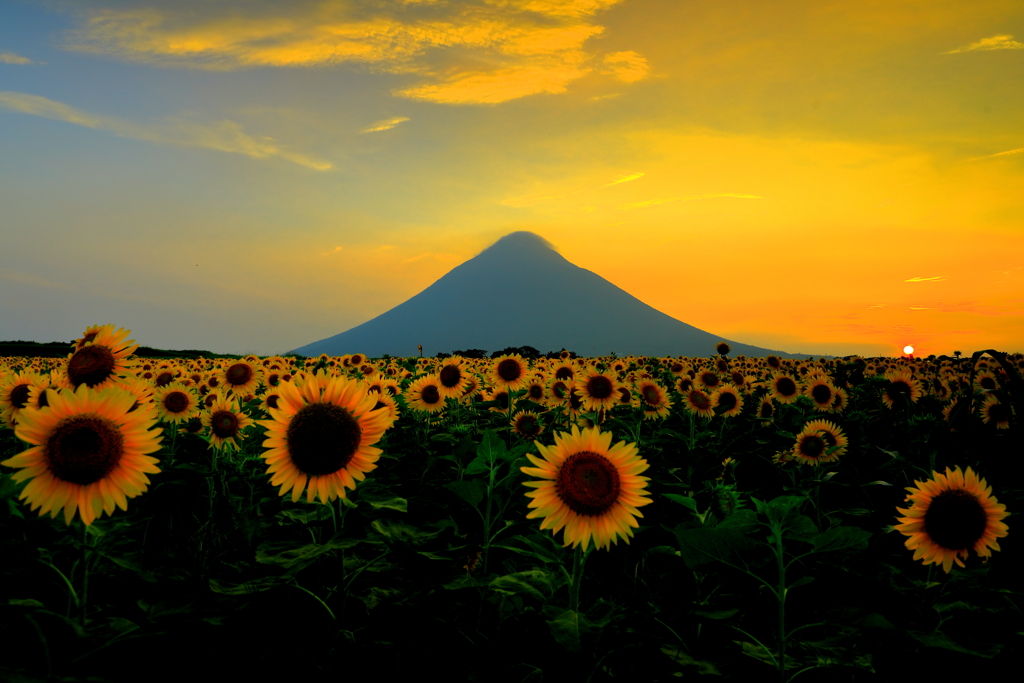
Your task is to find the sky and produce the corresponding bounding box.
[1,0,1022,358]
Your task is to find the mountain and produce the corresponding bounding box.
[288,232,818,359]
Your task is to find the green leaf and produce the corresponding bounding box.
[365,496,408,513]
[370,519,439,546]
[811,525,871,553]
[769,514,818,544]
[717,509,760,535]
[692,607,739,620]
[675,525,761,569]
[444,479,485,509]
[546,608,583,653]
[908,631,1002,658]
[490,570,553,600]
[209,576,286,594]
[660,646,722,675]
[477,429,506,464]
[758,495,806,528]
[493,533,567,565]
[663,493,699,512]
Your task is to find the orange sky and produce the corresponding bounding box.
[1,0,1022,356]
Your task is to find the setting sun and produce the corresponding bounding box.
[903,345,915,355]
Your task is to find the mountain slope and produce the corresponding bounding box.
[289,232,816,358]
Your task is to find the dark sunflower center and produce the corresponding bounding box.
[494,391,509,409]
[987,402,1011,423]
[10,384,31,409]
[497,359,522,382]
[717,391,738,411]
[759,401,774,418]
[422,385,442,404]
[888,380,911,398]
[287,402,362,476]
[266,394,280,410]
[980,377,996,390]
[587,376,614,399]
[642,385,660,404]
[164,391,190,414]
[528,384,544,401]
[689,390,711,410]
[798,434,826,458]
[618,387,632,404]
[555,367,574,380]
[556,451,622,516]
[211,410,240,438]
[67,345,116,388]
[226,363,253,387]
[155,372,174,387]
[516,415,540,436]
[568,390,583,411]
[45,414,124,485]
[267,373,281,387]
[439,365,462,388]
[811,384,833,404]
[776,377,797,396]
[37,388,50,408]
[551,381,568,399]
[925,489,989,550]
[701,372,719,387]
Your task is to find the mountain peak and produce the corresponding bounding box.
[479,231,557,257]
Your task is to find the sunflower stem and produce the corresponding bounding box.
[78,523,91,630]
[568,545,590,613]
[775,530,788,683]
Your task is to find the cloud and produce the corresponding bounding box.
[966,147,1024,161]
[904,276,946,282]
[604,172,644,186]
[320,246,344,256]
[602,51,649,83]
[0,51,32,65]
[0,91,331,170]
[908,306,935,310]
[867,304,887,308]
[0,266,70,290]
[59,1,637,105]
[395,63,588,104]
[619,193,764,209]
[361,116,410,133]
[945,34,1024,53]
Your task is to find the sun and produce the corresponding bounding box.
[903,345,914,355]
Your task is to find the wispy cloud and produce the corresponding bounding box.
[604,172,644,187]
[945,34,1024,54]
[619,193,764,209]
[60,1,640,105]
[319,246,344,256]
[0,91,331,170]
[0,51,32,65]
[602,51,649,83]
[867,304,887,308]
[904,276,946,282]
[908,306,935,310]
[966,147,1024,162]
[361,116,410,133]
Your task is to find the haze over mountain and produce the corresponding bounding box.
[289,232,819,359]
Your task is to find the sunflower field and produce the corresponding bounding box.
[1,326,1021,682]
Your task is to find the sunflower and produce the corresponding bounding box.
[259,372,391,504]
[368,391,400,428]
[790,419,847,466]
[0,371,49,427]
[980,395,1013,429]
[711,384,744,418]
[0,384,162,525]
[973,371,999,393]
[490,354,529,391]
[830,387,849,413]
[201,396,253,451]
[523,378,547,404]
[436,357,468,399]
[154,383,199,424]
[682,387,715,419]
[804,376,837,412]
[715,341,731,356]
[881,369,921,409]
[551,362,576,382]
[895,466,1010,573]
[66,325,137,390]
[769,374,801,405]
[459,375,483,402]
[575,369,621,413]
[511,410,544,439]
[756,395,775,420]
[634,379,671,419]
[217,359,263,397]
[696,369,721,391]
[404,374,447,414]
[546,378,572,405]
[521,425,652,551]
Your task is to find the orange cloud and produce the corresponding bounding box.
[603,50,649,82]
[945,34,1024,53]
[61,0,637,104]
[361,116,410,133]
